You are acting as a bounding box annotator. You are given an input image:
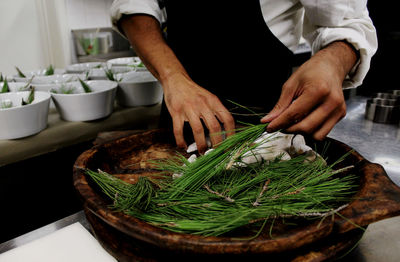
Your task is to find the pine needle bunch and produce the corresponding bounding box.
[85,124,358,237]
[45,64,54,76]
[51,84,77,94]
[87,169,157,211]
[162,124,268,199]
[0,100,13,109]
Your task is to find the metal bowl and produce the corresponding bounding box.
[374,92,400,101]
[366,98,400,124]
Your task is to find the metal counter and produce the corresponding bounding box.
[328,95,400,262]
[1,96,399,261]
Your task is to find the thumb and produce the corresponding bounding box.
[261,83,295,123]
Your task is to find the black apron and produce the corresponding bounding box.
[160,0,293,136]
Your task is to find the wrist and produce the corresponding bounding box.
[160,70,188,90]
[319,41,359,81]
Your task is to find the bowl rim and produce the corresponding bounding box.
[117,71,158,84]
[50,80,118,97]
[118,79,158,85]
[0,91,51,112]
[66,62,107,72]
[12,68,66,78]
[107,56,141,66]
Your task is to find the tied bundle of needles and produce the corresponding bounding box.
[85,124,358,237]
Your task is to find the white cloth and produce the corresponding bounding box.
[110,0,377,89]
[0,223,116,262]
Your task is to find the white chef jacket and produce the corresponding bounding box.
[110,0,377,89]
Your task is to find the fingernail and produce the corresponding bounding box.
[261,114,272,123]
[266,124,274,132]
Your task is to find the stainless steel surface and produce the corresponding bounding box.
[98,32,113,54]
[331,96,400,186]
[72,27,135,62]
[77,50,136,63]
[1,96,399,261]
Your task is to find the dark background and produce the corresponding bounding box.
[358,2,400,95]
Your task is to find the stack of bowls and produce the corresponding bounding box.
[365,90,400,124]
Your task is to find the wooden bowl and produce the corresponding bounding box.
[73,129,400,261]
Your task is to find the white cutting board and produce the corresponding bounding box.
[0,222,117,262]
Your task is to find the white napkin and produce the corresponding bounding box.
[0,222,117,262]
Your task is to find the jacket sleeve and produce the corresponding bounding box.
[110,0,164,34]
[300,0,378,88]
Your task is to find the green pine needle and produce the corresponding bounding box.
[78,78,92,93]
[86,125,358,237]
[45,64,54,76]
[51,84,76,94]
[22,87,35,105]
[1,78,9,93]
[0,100,13,109]
[104,68,115,81]
[15,66,26,78]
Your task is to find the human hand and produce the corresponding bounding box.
[162,72,235,153]
[261,41,358,140]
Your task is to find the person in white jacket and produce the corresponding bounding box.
[111,0,377,153]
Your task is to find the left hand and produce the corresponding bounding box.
[261,41,358,140]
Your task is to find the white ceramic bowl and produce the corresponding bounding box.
[5,81,58,108]
[32,74,87,85]
[107,57,141,67]
[14,74,86,84]
[116,71,163,107]
[1,82,30,92]
[108,66,137,74]
[1,75,14,82]
[89,66,137,80]
[50,80,117,121]
[0,91,51,139]
[88,68,108,80]
[13,68,65,82]
[2,81,58,93]
[66,62,106,74]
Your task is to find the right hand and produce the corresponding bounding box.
[162,72,235,153]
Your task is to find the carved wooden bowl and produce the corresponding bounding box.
[73,129,400,261]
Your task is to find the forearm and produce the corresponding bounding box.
[119,14,235,150]
[119,14,188,89]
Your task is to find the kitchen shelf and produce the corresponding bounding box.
[0,103,161,167]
